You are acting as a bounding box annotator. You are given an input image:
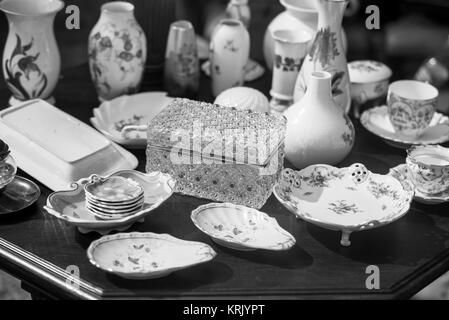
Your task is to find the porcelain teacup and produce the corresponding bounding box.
[406,145,449,195]
[387,80,438,139]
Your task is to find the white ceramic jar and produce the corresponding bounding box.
[88,1,147,101]
[0,0,64,105]
[284,71,355,169]
[210,19,250,97]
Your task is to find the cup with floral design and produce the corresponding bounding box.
[387,80,438,139]
[406,144,449,195]
[270,29,311,112]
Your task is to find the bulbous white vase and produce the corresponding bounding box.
[88,1,147,101]
[284,71,355,169]
[0,0,64,105]
[210,19,249,97]
[263,0,347,71]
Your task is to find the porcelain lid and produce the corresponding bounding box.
[348,60,392,83]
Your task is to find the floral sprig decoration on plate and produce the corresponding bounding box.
[0,140,10,162]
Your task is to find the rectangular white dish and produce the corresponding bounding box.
[0,99,138,191]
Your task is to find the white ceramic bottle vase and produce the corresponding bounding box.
[0,0,64,106]
[293,0,351,113]
[270,29,311,113]
[88,1,147,101]
[284,71,355,169]
[210,19,250,97]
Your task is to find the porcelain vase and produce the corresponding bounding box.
[284,71,355,169]
[270,29,311,112]
[293,0,351,113]
[210,19,250,97]
[88,1,147,101]
[226,0,251,28]
[0,0,64,106]
[263,0,347,72]
[164,20,199,98]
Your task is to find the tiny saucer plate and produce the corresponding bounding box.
[388,164,449,205]
[273,164,413,247]
[191,203,296,251]
[361,105,449,149]
[84,175,144,203]
[87,232,216,280]
[90,92,174,149]
[0,176,40,216]
[44,170,175,235]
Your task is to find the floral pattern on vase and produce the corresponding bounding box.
[293,0,350,113]
[88,2,146,101]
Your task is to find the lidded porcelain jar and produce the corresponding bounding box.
[348,60,392,105]
[284,71,355,169]
[0,140,17,190]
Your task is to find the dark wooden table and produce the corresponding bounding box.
[0,64,449,300]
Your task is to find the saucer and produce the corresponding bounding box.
[388,164,449,205]
[360,105,449,149]
[0,176,40,216]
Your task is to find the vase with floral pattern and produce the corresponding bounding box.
[88,1,147,101]
[284,71,354,169]
[293,0,351,113]
[210,19,250,97]
[164,20,199,98]
[0,0,64,106]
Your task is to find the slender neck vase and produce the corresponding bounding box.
[293,0,350,113]
[0,0,63,106]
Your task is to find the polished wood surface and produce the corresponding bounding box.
[0,65,449,300]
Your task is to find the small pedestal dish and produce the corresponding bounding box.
[191,203,296,251]
[273,163,413,246]
[44,170,175,234]
[360,106,449,149]
[87,232,216,280]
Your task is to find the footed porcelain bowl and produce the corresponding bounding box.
[273,163,413,246]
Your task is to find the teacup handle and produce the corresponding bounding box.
[120,125,148,139]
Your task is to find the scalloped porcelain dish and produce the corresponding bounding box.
[273,163,413,246]
[44,170,175,234]
[361,105,449,149]
[87,232,216,280]
[90,92,174,149]
[389,164,449,205]
[191,203,296,251]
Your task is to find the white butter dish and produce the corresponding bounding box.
[0,99,138,190]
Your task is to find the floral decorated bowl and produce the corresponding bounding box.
[87,232,216,280]
[44,170,175,234]
[406,145,449,195]
[348,60,392,105]
[191,203,296,251]
[273,163,413,246]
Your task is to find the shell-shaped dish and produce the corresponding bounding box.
[191,203,296,251]
[273,163,413,246]
[214,87,270,113]
[87,232,216,280]
[361,106,449,149]
[44,170,175,234]
[90,92,174,148]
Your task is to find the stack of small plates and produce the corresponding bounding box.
[84,176,144,220]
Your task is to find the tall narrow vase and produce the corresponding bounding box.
[88,1,147,101]
[0,0,64,106]
[284,71,354,169]
[210,19,250,97]
[164,20,199,98]
[293,0,351,113]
